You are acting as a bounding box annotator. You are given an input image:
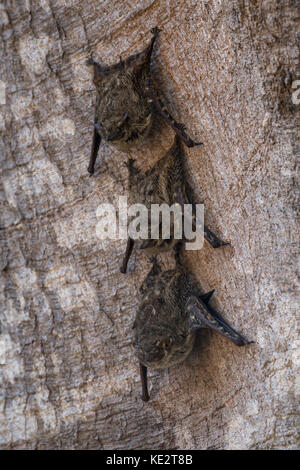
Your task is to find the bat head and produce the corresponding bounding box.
[132,299,173,368]
[95,111,130,143]
[133,301,195,370]
[133,326,173,368]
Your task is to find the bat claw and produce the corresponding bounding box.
[150,26,161,36]
[124,158,135,167]
[86,56,97,66]
[186,140,203,147]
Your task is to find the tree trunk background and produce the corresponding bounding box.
[0,0,299,450]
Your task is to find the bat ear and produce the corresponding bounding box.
[186,296,252,346]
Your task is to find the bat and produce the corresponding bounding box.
[87,27,202,175]
[133,255,253,401]
[120,136,228,273]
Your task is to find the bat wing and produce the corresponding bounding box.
[186,295,252,346]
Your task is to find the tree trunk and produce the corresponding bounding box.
[0,0,299,449]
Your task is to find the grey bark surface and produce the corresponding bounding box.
[0,0,299,449]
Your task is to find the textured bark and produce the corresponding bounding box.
[0,0,299,450]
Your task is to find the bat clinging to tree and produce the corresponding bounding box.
[133,256,253,401]
[120,136,228,273]
[87,27,202,175]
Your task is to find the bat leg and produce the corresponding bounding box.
[120,237,135,273]
[150,26,161,37]
[126,27,161,71]
[147,85,202,147]
[139,363,150,402]
[184,180,229,248]
[186,295,253,346]
[86,56,98,67]
[190,215,229,248]
[172,184,228,250]
[191,210,229,248]
[88,128,101,175]
[145,27,161,62]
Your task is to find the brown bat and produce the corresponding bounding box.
[87,27,202,175]
[133,255,253,401]
[120,135,228,273]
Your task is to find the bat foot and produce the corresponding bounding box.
[150,26,161,36]
[86,56,97,66]
[124,158,135,167]
[87,167,95,176]
[120,266,127,274]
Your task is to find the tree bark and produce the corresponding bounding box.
[0,0,299,449]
